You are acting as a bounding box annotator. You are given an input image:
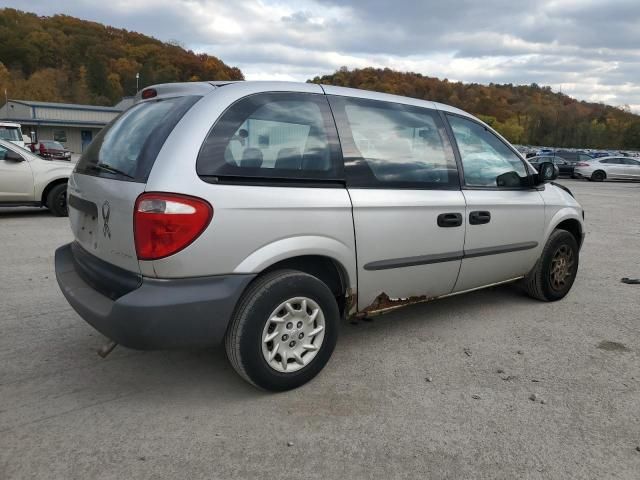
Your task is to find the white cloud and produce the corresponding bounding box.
[4,0,640,111]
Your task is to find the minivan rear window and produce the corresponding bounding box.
[76,96,200,182]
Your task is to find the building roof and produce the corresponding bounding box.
[9,99,121,113]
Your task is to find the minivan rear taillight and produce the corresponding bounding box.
[134,193,213,260]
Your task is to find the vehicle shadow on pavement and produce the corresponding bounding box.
[79,344,265,400]
[0,207,51,218]
[62,283,530,401]
[0,281,547,436]
[337,283,532,345]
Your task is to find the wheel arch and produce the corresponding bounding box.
[264,255,349,306]
[233,236,356,317]
[233,236,355,288]
[546,210,584,249]
[40,177,68,206]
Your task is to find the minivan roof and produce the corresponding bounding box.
[135,80,473,118]
[320,84,471,117]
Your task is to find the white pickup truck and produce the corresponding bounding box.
[0,122,27,148]
[0,138,73,216]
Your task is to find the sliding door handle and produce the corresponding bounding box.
[469,211,491,225]
[437,213,463,227]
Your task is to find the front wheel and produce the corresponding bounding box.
[47,183,68,217]
[522,230,579,301]
[225,270,339,391]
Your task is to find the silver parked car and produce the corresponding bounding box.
[55,81,585,391]
[573,156,640,182]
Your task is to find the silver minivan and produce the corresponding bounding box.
[55,81,585,391]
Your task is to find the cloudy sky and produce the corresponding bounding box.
[5,0,640,110]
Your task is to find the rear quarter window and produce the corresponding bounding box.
[196,92,342,182]
[76,96,200,182]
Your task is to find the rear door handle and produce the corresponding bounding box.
[437,213,463,227]
[469,211,491,225]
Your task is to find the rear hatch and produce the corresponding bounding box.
[68,94,202,274]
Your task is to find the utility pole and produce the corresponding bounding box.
[136,72,140,93]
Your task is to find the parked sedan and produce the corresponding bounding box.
[574,157,640,182]
[528,155,575,176]
[554,150,593,164]
[35,140,72,160]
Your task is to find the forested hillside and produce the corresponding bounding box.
[310,68,640,149]
[0,8,243,106]
[2,8,639,149]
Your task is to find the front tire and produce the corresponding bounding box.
[225,270,339,391]
[47,183,68,217]
[523,230,579,301]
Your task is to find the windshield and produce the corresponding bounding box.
[76,95,200,182]
[0,126,22,142]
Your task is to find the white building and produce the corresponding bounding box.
[0,98,132,153]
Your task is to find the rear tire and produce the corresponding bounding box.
[47,183,68,217]
[225,269,339,391]
[591,170,606,182]
[523,229,579,302]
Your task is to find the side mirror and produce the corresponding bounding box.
[4,150,24,162]
[535,161,558,184]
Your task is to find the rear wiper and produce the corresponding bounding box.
[89,163,135,179]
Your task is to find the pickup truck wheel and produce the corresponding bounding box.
[523,229,579,302]
[47,183,68,217]
[225,270,338,391]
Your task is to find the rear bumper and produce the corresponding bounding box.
[55,243,255,349]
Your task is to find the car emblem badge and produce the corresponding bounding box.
[102,201,111,238]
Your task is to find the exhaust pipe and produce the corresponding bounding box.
[97,341,118,358]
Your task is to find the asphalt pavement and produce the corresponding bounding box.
[1,179,639,479]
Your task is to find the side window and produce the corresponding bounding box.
[328,96,459,188]
[197,93,341,180]
[447,115,528,188]
[0,146,6,160]
[579,154,592,162]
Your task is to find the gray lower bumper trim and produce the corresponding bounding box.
[55,243,255,349]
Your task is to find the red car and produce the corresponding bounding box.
[33,140,72,160]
